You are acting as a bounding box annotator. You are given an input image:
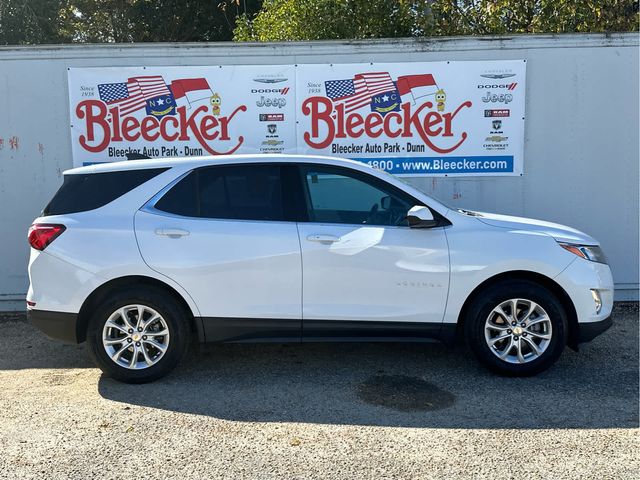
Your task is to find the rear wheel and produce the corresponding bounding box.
[86,287,190,383]
[465,280,568,376]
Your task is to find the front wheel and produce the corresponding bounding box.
[86,287,190,383]
[465,280,568,376]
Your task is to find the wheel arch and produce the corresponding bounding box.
[75,275,202,343]
[456,270,579,350]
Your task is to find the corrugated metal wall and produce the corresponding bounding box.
[0,33,638,310]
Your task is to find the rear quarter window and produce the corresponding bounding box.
[43,168,168,216]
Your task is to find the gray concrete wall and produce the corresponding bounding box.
[0,33,638,310]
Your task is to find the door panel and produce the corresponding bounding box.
[297,223,449,324]
[296,164,450,326]
[135,210,302,321]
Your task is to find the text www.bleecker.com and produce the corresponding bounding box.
[359,156,514,175]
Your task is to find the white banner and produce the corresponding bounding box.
[68,60,526,176]
[68,65,296,164]
[296,60,525,175]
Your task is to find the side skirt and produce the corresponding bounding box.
[199,317,302,343]
[197,317,457,345]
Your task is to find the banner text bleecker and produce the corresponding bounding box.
[76,100,247,155]
[301,97,472,154]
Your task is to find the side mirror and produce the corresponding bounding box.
[407,205,438,228]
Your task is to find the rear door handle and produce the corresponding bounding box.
[306,234,340,243]
[155,228,190,238]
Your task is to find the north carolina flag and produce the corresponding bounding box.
[396,74,438,103]
[169,78,213,108]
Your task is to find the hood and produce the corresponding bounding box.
[464,210,598,245]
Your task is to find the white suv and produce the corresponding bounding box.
[27,155,613,383]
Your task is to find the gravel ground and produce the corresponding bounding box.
[0,304,638,479]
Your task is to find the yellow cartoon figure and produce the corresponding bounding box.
[210,93,221,116]
[435,89,446,112]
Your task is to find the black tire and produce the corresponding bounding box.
[464,280,568,376]
[86,286,191,383]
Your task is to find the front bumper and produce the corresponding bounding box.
[577,315,613,343]
[28,309,79,344]
[554,258,614,323]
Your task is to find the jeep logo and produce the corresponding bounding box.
[481,91,513,104]
[256,96,287,108]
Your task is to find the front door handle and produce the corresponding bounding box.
[155,228,190,238]
[307,234,340,243]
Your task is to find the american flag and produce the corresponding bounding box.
[325,72,396,113]
[98,76,171,116]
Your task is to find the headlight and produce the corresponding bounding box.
[558,243,608,264]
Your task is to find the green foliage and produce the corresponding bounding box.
[234,0,418,41]
[234,0,639,41]
[1,0,636,45]
[0,0,72,44]
[425,0,639,35]
[0,0,262,45]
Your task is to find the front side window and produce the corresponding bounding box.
[155,164,285,221]
[301,166,414,226]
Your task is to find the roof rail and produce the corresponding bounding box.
[126,153,151,160]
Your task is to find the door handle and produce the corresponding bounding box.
[307,234,340,243]
[155,228,190,238]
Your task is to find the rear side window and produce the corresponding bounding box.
[43,168,168,216]
[154,164,286,221]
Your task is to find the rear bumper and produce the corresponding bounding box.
[28,309,79,344]
[577,315,613,344]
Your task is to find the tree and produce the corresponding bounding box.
[0,0,262,45]
[65,0,263,43]
[234,0,639,41]
[234,0,418,41]
[1,0,636,45]
[0,0,73,44]
[424,0,640,35]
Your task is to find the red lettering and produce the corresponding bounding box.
[442,101,472,137]
[401,101,432,138]
[122,117,140,141]
[335,103,346,139]
[301,98,472,154]
[364,113,384,138]
[176,105,245,155]
[346,113,364,137]
[401,101,471,154]
[178,105,203,141]
[77,100,110,153]
[218,105,246,141]
[423,111,443,136]
[140,117,160,141]
[302,97,334,149]
[160,116,179,141]
[383,112,402,138]
[76,99,246,155]
[200,115,219,141]
[110,107,122,141]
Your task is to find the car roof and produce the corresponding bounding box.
[64,154,369,175]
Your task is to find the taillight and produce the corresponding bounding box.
[28,224,66,251]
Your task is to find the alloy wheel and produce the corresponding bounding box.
[484,298,552,364]
[102,304,170,369]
